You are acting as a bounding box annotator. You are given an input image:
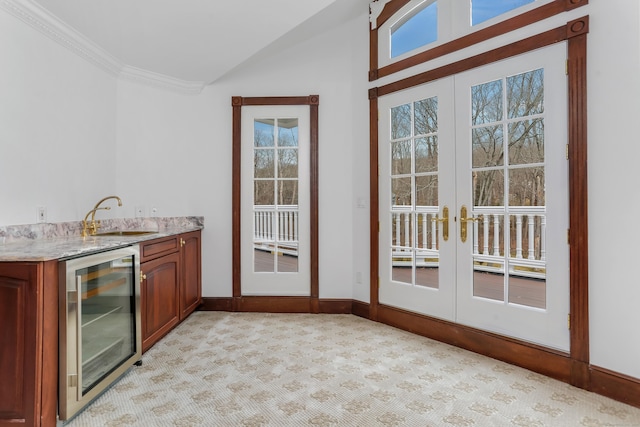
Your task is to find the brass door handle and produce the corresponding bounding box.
[140,271,146,282]
[460,205,481,243]
[431,206,449,241]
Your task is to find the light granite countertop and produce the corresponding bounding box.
[0,217,203,262]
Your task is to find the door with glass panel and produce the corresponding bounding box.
[378,79,457,321]
[241,106,310,295]
[379,44,570,350]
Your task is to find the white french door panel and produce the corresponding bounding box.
[378,79,457,321]
[241,105,310,296]
[454,43,570,351]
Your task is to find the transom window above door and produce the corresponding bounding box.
[379,0,550,66]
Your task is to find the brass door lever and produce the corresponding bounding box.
[431,206,449,241]
[460,205,481,243]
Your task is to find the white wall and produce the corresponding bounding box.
[195,11,371,300]
[0,9,118,225]
[114,79,226,296]
[113,12,371,300]
[587,0,640,379]
[3,0,640,383]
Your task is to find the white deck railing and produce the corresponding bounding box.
[253,205,547,278]
[391,205,547,279]
[253,205,298,256]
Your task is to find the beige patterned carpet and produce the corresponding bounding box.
[67,312,640,426]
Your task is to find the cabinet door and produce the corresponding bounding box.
[180,231,201,319]
[0,263,39,427]
[141,253,180,352]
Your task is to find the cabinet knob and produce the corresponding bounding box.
[140,272,147,282]
[180,238,186,247]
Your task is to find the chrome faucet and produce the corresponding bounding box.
[82,196,123,237]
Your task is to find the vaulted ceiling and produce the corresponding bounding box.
[16,0,368,87]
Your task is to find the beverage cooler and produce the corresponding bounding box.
[58,245,142,421]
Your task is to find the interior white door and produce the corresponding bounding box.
[378,78,457,321]
[378,43,570,351]
[241,105,310,295]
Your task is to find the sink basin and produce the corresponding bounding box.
[95,230,158,236]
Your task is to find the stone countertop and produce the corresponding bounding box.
[0,216,203,262]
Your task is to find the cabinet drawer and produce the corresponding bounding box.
[140,236,179,262]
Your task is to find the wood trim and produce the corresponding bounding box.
[567,29,590,388]
[591,366,640,409]
[41,261,58,427]
[376,24,575,98]
[199,297,233,312]
[310,97,320,313]
[232,97,242,304]
[231,95,320,307]
[368,90,379,322]
[200,296,351,314]
[370,0,588,81]
[351,300,370,319]
[378,304,573,382]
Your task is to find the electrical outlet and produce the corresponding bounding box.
[135,206,146,218]
[37,206,47,223]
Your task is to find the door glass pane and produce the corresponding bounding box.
[254,150,274,178]
[278,149,298,178]
[254,118,300,273]
[392,177,412,206]
[415,137,438,173]
[390,96,440,289]
[392,213,413,285]
[507,69,544,118]
[392,141,412,175]
[254,119,275,146]
[278,180,298,205]
[414,98,438,135]
[278,118,298,146]
[472,80,502,124]
[391,104,412,138]
[470,69,547,309]
[508,119,544,165]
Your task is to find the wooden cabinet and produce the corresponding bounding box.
[0,262,57,427]
[180,230,202,319]
[140,230,201,352]
[0,228,201,426]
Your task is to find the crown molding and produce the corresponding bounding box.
[1,0,206,94]
[119,66,206,95]
[1,0,121,76]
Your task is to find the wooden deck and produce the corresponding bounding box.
[254,249,298,273]
[393,267,545,309]
[253,250,545,309]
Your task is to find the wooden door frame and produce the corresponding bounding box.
[232,95,320,313]
[369,18,589,386]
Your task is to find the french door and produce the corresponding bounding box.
[379,44,570,351]
[241,105,310,295]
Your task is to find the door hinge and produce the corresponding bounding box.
[378,221,380,232]
[567,229,570,244]
[68,374,78,387]
[567,314,571,330]
[565,59,569,75]
[566,144,569,160]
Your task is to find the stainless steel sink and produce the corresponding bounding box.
[95,230,158,236]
